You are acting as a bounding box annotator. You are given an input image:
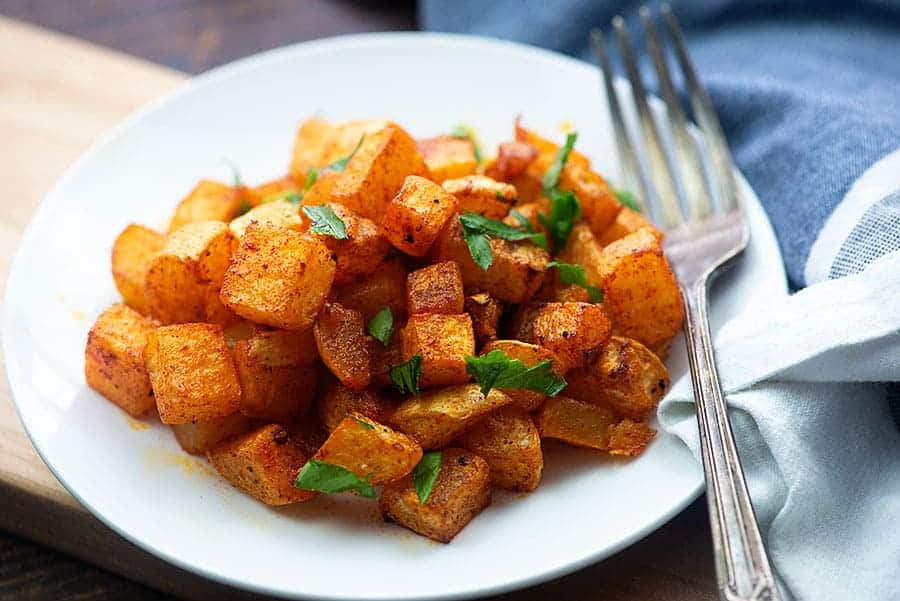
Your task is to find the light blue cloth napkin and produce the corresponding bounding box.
[421,2,900,599]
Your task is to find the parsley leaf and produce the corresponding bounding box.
[390,354,422,396]
[539,188,581,249]
[542,131,578,191]
[221,159,242,188]
[294,460,375,498]
[450,124,483,166]
[262,189,303,206]
[302,205,348,239]
[304,167,319,191]
[367,307,394,346]
[509,209,535,233]
[547,260,604,303]
[354,418,375,430]
[326,135,366,173]
[412,451,442,504]
[236,201,252,216]
[615,189,642,213]
[465,350,567,397]
[459,212,548,270]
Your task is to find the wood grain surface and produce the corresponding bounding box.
[0,12,716,601]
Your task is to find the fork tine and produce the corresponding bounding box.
[639,6,712,221]
[661,3,739,212]
[590,29,651,218]
[612,15,685,229]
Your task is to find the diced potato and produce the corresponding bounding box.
[144,323,242,424]
[369,335,404,389]
[417,135,477,183]
[172,413,254,455]
[534,395,618,450]
[229,199,305,240]
[235,328,319,420]
[111,224,165,315]
[145,221,234,324]
[223,320,255,349]
[220,222,336,330]
[382,175,459,257]
[565,336,669,419]
[501,201,546,237]
[432,215,549,304]
[597,206,662,246]
[524,302,611,372]
[559,161,621,236]
[241,175,299,208]
[296,169,341,207]
[203,284,242,328]
[314,302,371,391]
[207,424,315,506]
[484,141,538,181]
[442,175,516,220]
[289,118,389,181]
[379,448,491,543]
[334,255,407,323]
[557,222,605,287]
[597,228,684,351]
[480,340,563,411]
[391,384,511,449]
[406,261,465,315]
[286,415,329,457]
[312,414,422,485]
[84,304,156,417]
[608,419,656,457]
[400,314,474,389]
[464,291,504,345]
[317,377,396,432]
[457,406,542,492]
[515,120,592,166]
[169,180,242,233]
[320,123,431,221]
[319,203,390,285]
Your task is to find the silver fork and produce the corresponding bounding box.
[591,6,781,601]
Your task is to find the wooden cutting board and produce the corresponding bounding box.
[0,16,716,601]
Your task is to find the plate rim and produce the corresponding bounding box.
[2,31,786,601]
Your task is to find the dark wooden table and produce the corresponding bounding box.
[0,2,715,600]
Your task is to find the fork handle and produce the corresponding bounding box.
[682,279,781,601]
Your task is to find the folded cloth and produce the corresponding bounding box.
[421,2,900,600]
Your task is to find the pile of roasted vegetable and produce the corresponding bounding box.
[85,117,684,542]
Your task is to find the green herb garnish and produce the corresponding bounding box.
[302,205,348,239]
[222,159,243,188]
[547,260,604,303]
[412,451,442,504]
[390,354,423,396]
[367,307,394,346]
[539,188,581,249]
[615,189,641,213]
[262,190,303,206]
[509,209,535,233]
[354,418,375,430]
[236,201,252,216]
[294,460,375,498]
[450,124,483,166]
[542,132,577,191]
[465,350,567,397]
[325,135,366,173]
[304,167,319,190]
[459,212,548,270]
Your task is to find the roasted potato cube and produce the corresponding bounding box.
[317,377,396,432]
[382,175,459,257]
[369,335,405,389]
[207,424,315,506]
[520,302,611,372]
[241,175,299,208]
[441,175,516,220]
[169,180,242,233]
[608,419,656,457]
[145,221,234,324]
[534,395,618,450]
[464,292,504,346]
[565,336,669,419]
[319,203,390,285]
[406,261,465,315]
[144,323,242,424]
[484,140,539,181]
[334,255,407,322]
[391,384,512,449]
[598,228,684,351]
[84,304,156,417]
[597,206,662,246]
[515,120,592,166]
[229,199,305,240]
[312,414,422,485]
[432,215,549,304]
[235,328,319,420]
[286,415,329,457]
[501,201,546,236]
[480,340,563,411]
[314,301,371,391]
[289,118,389,181]
[417,135,478,183]
[220,222,336,330]
[111,224,165,315]
[457,406,542,491]
[203,284,242,328]
[400,314,474,389]
[379,448,491,543]
[172,413,254,455]
[321,123,430,221]
[559,161,621,236]
[557,222,605,287]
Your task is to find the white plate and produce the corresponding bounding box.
[3,33,787,601]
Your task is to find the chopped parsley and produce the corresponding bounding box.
[412,451,442,504]
[367,307,394,346]
[450,124,484,166]
[459,212,548,270]
[542,131,577,191]
[294,460,375,498]
[464,350,567,397]
[615,189,642,213]
[539,188,581,249]
[302,205,348,239]
[547,260,603,303]
[390,354,423,396]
